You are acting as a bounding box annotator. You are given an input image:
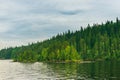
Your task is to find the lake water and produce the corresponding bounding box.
[0,60,120,80]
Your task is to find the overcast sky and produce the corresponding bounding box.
[0,0,120,49]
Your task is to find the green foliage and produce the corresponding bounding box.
[0,18,120,62]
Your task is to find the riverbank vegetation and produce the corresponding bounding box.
[0,18,120,62]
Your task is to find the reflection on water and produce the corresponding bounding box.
[0,60,120,80]
[48,61,120,80]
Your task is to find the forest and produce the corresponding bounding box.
[0,18,120,62]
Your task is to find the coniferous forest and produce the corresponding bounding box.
[0,18,120,62]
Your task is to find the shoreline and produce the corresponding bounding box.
[43,60,95,64]
[1,59,119,63]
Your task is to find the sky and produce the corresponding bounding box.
[0,0,120,49]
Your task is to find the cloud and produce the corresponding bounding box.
[0,0,120,49]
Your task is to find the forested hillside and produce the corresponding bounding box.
[0,18,120,62]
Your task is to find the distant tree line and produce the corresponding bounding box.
[0,18,120,62]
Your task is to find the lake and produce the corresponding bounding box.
[0,60,120,80]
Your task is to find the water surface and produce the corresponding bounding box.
[0,60,120,80]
